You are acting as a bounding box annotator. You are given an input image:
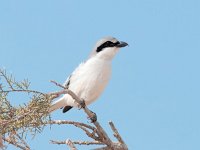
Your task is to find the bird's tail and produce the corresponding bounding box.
[49,97,65,113]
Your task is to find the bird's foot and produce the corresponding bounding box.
[78,99,86,109]
[88,110,97,123]
[77,99,97,122]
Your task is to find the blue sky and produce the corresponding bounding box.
[0,0,200,150]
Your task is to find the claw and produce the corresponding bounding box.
[88,110,97,122]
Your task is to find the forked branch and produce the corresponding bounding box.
[0,70,128,150]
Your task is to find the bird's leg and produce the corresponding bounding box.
[87,110,97,123]
[78,98,86,109]
[79,99,97,122]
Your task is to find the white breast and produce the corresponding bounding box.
[65,57,112,107]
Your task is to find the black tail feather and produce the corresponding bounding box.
[62,106,73,113]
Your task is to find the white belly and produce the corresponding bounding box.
[65,57,112,107]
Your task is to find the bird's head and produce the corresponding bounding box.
[90,36,128,60]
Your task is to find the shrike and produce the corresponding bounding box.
[49,36,128,113]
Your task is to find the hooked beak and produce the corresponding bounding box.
[116,41,128,48]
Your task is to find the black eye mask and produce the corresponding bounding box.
[96,41,120,53]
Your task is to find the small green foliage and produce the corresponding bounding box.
[0,69,51,138]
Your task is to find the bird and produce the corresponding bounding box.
[49,36,128,113]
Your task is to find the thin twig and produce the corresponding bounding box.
[1,111,31,127]
[0,89,44,95]
[2,136,30,150]
[109,121,126,145]
[0,70,14,90]
[93,143,127,150]
[47,120,99,140]
[48,120,95,130]
[51,139,104,145]
[0,135,3,149]
[16,134,30,150]
[66,139,77,150]
[50,80,66,89]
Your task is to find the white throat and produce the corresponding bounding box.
[95,47,119,61]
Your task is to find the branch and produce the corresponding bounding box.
[2,136,30,150]
[15,133,30,150]
[47,120,99,140]
[1,89,44,95]
[0,70,14,90]
[50,81,128,150]
[50,80,65,89]
[51,139,103,145]
[0,135,3,149]
[47,120,95,130]
[109,121,126,145]
[0,71,128,150]
[50,81,113,147]
[66,139,77,150]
